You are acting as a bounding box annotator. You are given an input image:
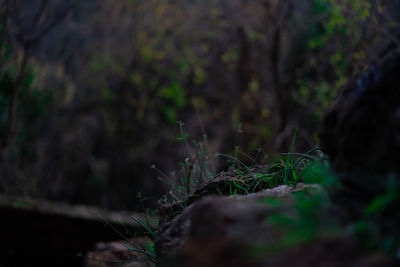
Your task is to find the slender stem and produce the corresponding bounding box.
[2,44,29,156]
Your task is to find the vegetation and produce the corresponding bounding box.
[0,1,399,265]
[157,127,327,202]
[86,139,330,265]
[99,137,400,265]
[0,0,397,211]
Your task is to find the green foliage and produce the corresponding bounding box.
[1,0,397,212]
[350,177,400,255]
[88,219,156,265]
[156,126,330,210]
[92,194,158,265]
[214,146,329,196]
[295,0,389,118]
[159,83,187,123]
[255,189,337,257]
[0,41,51,160]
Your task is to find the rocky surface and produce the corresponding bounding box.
[85,237,154,267]
[319,51,400,220]
[155,184,394,267]
[156,184,309,264]
[157,165,277,224]
[0,193,149,225]
[320,51,400,175]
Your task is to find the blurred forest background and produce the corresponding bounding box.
[0,0,398,210]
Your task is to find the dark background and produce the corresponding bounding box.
[0,0,398,211]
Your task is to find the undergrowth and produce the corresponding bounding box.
[156,126,330,208]
[78,194,158,266]
[85,125,331,265]
[88,124,400,265]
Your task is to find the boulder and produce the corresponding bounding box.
[156,184,305,264]
[320,51,400,175]
[319,51,400,220]
[155,184,394,266]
